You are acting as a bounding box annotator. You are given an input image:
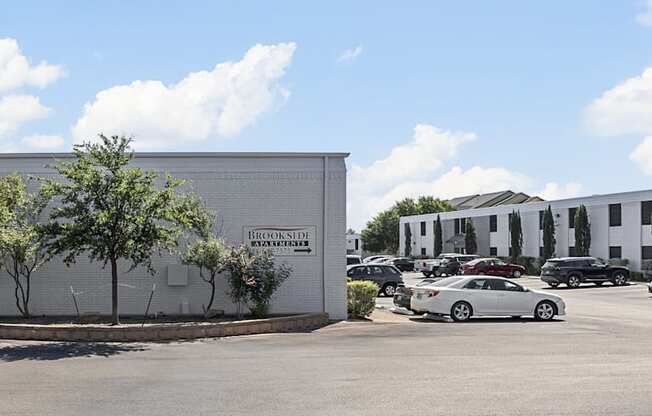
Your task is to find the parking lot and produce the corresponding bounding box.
[3,275,652,416]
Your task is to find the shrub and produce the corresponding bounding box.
[608,258,629,267]
[247,250,292,319]
[347,280,378,318]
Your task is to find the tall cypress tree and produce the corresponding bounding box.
[434,215,443,257]
[404,223,412,257]
[575,204,591,256]
[464,218,477,254]
[542,205,556,260]
[510,210,523,263]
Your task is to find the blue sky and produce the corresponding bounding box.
[2,1,652,229]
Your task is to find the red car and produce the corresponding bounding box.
[460,258,526,278]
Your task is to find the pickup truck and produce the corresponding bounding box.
[414,253,479,277]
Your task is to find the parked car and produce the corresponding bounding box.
[540,257,629,288]
[347,255,362,265]
[414,253,457,275]
[460,258,526,278]
[347,264,404,296]
[429,254,479,277]
[389,257,415,272]
[410,276,566,321]
[393,276,463,312]
[363,255,390,263]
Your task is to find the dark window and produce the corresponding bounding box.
[569,246,576,256]
[609,204,622,227]
[420,221,426,236]
[508,213,512,230]
[355,239,359,251]
[384,266,399,275]
[509,247,512,257]
[460,218,466,233]
[421,247,426,256]
[454,218,460,234]
[642,201,652,225]
[464,279,489,290]
[489,215,497,232]
[643,246,652,260]
[539,211,544,230]
[489,247,497,256]
[609,246,622,259]
[569,208,577,228]
[539,246,544,257]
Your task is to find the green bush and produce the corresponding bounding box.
[608,258,630,267]
[630,272,649,282]
[347,280,378,318]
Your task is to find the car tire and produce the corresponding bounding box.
[382,283,397,297]
[548,282,559,288]
[512,270,522,278]
[567,274,581,288]
[434,270,442,277]
[422,272,432,278]
[450,301,473,322]
[534,301,556,321]
[612,271,627,286]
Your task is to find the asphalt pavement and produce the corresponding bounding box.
[2,273,652,416]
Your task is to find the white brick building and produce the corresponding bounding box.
[400,189,652,272]
[0,152,348,319]
[346,232,362,255]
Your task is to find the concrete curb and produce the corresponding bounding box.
[0,313,329,342]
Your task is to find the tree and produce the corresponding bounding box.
[44,135,211,325]
[510,210,523,262]
[223,245,256,319]
[361,197,453,254]
[542,205,556,260]
[0,175,53,317]
[246,250,292,318]
[575,204,591,256]
[183,237,228,317]
[464,218,477,254]
[404,223,412,257]
[434,215,443,257]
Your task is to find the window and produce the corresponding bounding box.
[609,246,622,259]
[355,239,359,251]
[609,204,622,227]
[420,221,426,236]
[508,213,512,230]
[492,279,523,292]
[539,246,544,257]
[460,218,466,233]
[539,211,544,230]
[642,201,652,225]
[569,246,576,256]
[489,215,497,232]
[569,208,577,228]
[464,279,490,290]
[643,246,652,260]
[384,266,399,275]
[509,247,512,257]
[421,247,426,256]
[489,247,497,256]
[454,218,460,234]
[370,266,383,275]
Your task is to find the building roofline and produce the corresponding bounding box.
[0,151,350,159]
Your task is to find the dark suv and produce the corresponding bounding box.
[347,264,404,297]
[541,257,629,288]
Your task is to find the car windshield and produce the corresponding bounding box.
[494,259,506,266]
[543,260,562,268]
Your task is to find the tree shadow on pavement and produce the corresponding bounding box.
[0,342,148,362]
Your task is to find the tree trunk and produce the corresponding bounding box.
[204,278,216,317]
[111,257,119,325]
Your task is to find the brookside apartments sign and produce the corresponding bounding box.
[243,226,316,256]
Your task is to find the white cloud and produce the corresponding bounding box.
[636,0,652,26]
[630,136,652,174]
[0,94,51,137]
[72,42,297,149]
[337,46,363,63]
[20,134,65,150]
[584,67,652,137]
[536,182,583,201]
[0,38,65,93]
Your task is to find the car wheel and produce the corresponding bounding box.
[534,301,556,321]
[382,283,397,297]
[548,282,559,288]
[567,274,581,288]
[450,301,473,322]
[612,272,627,286]
[422,272,432,278]
[434,270,442,277]
[512,270,522,278]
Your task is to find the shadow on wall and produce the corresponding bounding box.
[0,342,149,362]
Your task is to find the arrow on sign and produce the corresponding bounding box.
[294,248,312,253]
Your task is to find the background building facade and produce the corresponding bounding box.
[0,152,348,319]
[400,189,652,272]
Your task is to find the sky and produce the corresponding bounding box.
[2,1,652,230]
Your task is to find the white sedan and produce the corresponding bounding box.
[411,276,565,322]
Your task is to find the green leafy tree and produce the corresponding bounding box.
[542,205,556,260]
[223,245,256,319]
[0,175,53,317]
[575,204,591,256]
[510,210,523,263]
[434,215,443,257]
[246,250,292,318]
[464,218,477,254]
[361,197,453,254]
[404,223,412,257]
[44,135,211,325]
[183,237,228,317]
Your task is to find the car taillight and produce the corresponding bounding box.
[427,290,439,298]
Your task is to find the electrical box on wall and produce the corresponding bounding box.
[167,264,188,287]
